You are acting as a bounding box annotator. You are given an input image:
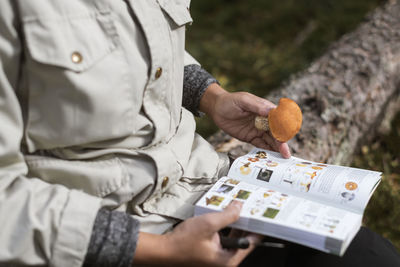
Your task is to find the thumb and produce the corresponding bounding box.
[236,93,276,117]
[202,201,243,232]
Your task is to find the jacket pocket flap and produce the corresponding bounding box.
[157,0,193,27]
[23,14,117,72]
[26,155,126,198]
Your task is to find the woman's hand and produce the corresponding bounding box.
[133,201,261,267]
[199,83,291,158]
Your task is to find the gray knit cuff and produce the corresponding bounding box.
[83,208,139,267]
[183,64,219,116]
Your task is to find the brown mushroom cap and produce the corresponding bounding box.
[268,98,302,142]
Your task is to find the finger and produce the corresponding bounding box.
[228,228,246,238]
[222,233,264,266]
[251,137,273,150]
[269,135,291,159]
[244,233,264,246]
[260,132,292,159]
[278,142,291,158]
[201,201,243,232]
[262,132,281,152]
[251,132,290,159]
[236,93,276,117]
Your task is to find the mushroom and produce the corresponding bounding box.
[254,98,302,142]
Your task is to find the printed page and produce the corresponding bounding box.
[227,148,381,213]
[195,177,361,242]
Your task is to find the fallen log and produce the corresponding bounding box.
[209,0,400,165]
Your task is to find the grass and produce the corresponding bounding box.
[186,0,400,251]
[353,112,400,249]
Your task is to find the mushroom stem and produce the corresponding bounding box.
[255,116,270,131]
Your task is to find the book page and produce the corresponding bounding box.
[227,149,381,213]
[195,177,361,242]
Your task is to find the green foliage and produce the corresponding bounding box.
[187,0,399,251]
[186,0,384,137]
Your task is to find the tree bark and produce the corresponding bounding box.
[209,0,400,165]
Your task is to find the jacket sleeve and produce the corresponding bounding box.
[0,2,102,266]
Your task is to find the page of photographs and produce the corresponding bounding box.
[227,149,381,213]
[197,177,361,239]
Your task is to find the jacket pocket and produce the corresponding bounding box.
[23,12,118,72]
[25,155,126,198]
[22,12,135,150]
[157,0,193,27]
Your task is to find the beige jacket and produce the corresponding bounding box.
[0,0,229,266]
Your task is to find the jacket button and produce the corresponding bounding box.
[71,51,83,64]
[161,176,169,188]
[155,67,163,79]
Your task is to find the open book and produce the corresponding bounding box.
[195,148,381,256]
